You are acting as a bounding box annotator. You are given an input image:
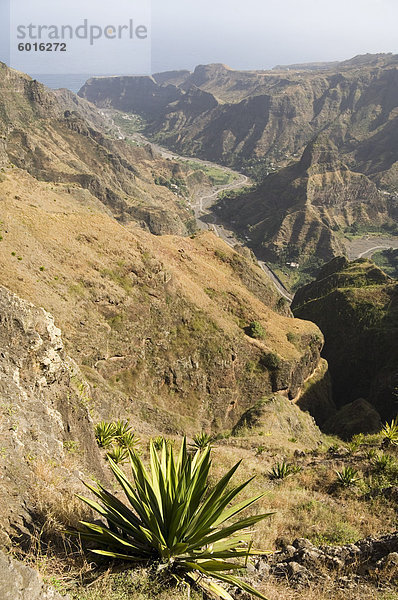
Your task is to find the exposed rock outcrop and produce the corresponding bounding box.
[232,394,323,447]
[0,551,69,600]
[0,285,104,548]
[253,533,398,588]
[324,398,383,440]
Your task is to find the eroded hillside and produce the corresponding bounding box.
[78,55,398,282]
[0,62,199,237]
[0,165,329,433]
[79,53,398,189]
[216,136,396,269]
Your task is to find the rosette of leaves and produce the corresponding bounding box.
[75,438,271,599]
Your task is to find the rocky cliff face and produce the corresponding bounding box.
[292,257,398,425]
[0,285,104,548]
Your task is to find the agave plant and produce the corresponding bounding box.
[372,452,395,472]
[269,461,300,480]
[336,466,360,488]
[106,445,129,465]
[75,438,271,599]
[118,431,141,451]
[366,448,378,461]
[114,420,132,439]
[191,432,214,450]
[151,436,174,451]
[382,418,398,446]
[95,421,117,448]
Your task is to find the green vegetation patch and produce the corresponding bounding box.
[183,160,238,186]
[373,248,398,279]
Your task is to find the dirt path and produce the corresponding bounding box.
[192,174,249,215]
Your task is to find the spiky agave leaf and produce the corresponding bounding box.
[74,438,271,599]
[118,431,141,450]
[336,466,360,487]
[268,461,300,480]
[114,420,132,439]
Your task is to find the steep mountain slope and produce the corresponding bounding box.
[0,165,329,433]
[0,62,199,237]
[216,136,395,265]
[0,63,332,434]
[79,54,398,187]
[292,257,398,424]
[0,63,334,552]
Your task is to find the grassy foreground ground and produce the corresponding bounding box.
[19,426,398,600]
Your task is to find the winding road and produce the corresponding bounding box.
[105,110,294,300]
[346,237,398,260]
[358,245,396,258]
[192,174,249,216]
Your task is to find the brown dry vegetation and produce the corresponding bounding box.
[19,428,398,600]
[0,165,324,435]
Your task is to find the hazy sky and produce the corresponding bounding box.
[1,0,398,75]
[151,0,398,72]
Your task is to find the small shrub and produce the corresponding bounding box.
[328,443,340,454]
[347,441,361,454]
[63,440,80,454]
[260,352,281,371]
[277,297,288,312]
[246,321,266,340]
[348,433,364,454]
[286,332,298,344]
